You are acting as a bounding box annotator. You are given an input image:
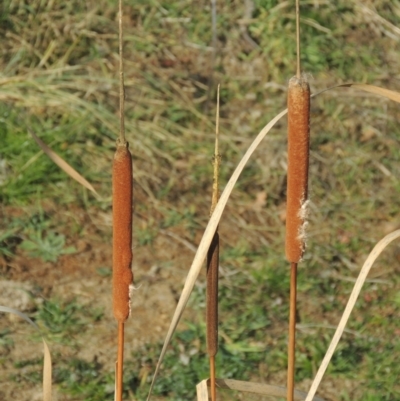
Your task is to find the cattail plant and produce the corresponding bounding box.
[285,73,310,401]
[112,1,133,400]
[285,1,310,400]
[206,85,221,401]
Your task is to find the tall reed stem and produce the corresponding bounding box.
[118,0,126,145]
[285,75,310,401]
[116,321,125,401]
[207,85,221,401]
[295,0,301,79]
[287,262,298,401]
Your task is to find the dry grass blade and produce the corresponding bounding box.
[28,129,98,196]
[0,306,52,401]
[314,83,400,103]
[355,1,400,39]
[305,229,400,401]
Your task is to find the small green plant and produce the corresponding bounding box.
[35,298,103,343]
[36,299,82,335]
[15,209,75,262]
[55,358,114,401]
[0,228,19,257]
[20,230,75,262]
[0,328,13,350]
[136,225,157,246]
[126,322,258,401]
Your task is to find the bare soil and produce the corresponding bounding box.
[0,200,197,400]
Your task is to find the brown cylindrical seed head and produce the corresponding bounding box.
[113,144,133,322]
[285,76,310,263]
[206,231,219,357]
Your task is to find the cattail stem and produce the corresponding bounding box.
[295,0,301,78]
[118,0,126,144]
[209,355,216,401]
[116,321,125,401]
[207,85,221,401]
[114,2,130,401]
[207,233,219,400]
[287,262,298,401]
[207,232,219,355]
[206,234,219,401]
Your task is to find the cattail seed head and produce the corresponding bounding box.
[206,231,219,357]
[285,76,311,263]
[112,143,133,322]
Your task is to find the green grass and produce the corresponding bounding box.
[1,0,400,400]
[0,204,76,261]
[55,358,115,401]
[35,298,103,342]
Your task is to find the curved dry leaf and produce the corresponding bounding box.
[147,82,400,400]
[28,129,99,196]
[313,83,400,103]
[0,305,52,401]
[305,230,400,401]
